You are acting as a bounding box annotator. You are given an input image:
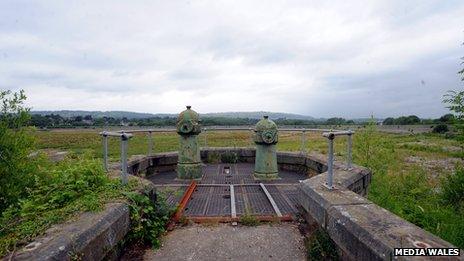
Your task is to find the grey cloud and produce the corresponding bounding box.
[0,0,463,117]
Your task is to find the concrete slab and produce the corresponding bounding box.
[144,224,306,261]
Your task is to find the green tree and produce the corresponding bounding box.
[0,89,37,212]
[439,113,455,123]
[383,117,395,125]
[443,90,464,121]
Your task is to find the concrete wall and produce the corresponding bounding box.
[128,147,329,177]
[12,203,130,261]
[298,165,462,260]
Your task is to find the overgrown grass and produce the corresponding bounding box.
[354,124,464,249]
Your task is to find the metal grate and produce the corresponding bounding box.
[150,163,304,219]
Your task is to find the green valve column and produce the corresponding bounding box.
[254,116,279,180]
[176,105,203,179]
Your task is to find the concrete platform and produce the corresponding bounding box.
[143,224,306,261]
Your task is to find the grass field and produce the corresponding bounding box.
[33,127,464,248]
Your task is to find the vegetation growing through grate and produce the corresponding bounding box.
[206,152,221,163]
[221,151,238,163]
[305,227,339,261]
[239,207,259,226]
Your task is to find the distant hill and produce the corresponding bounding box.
[202,111,315,120]
[31,110,316,120]
[31,110,172,119]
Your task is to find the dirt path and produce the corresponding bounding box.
[143,223,306,261]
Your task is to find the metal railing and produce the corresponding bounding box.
[322,130,354,189]
[100,127,355,187]
[100,131,133,185]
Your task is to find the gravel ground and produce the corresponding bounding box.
[144,223,306,261]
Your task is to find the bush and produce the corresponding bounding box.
[221,151,238,163]
[432,124,449,134]
[124,190,173,248]
[0,90,37,212]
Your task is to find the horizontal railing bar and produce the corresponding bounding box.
[278,128,334,132]
[99,131,134,138]
[117,129,176,133]
[113,127,346,133]
[322,130,354,137]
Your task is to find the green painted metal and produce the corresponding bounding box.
[253,116,279,179]
[177,106,202,179]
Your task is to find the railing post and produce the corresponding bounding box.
[300,130,306,154]
[326,133,335,189]
[346,130,353,170]
[148,131,153,155]
[102,131,108,172]
[120,132,130,185]
[249,128,254,147]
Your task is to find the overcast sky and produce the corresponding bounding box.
[1,0,463,118]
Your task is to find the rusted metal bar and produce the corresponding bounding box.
[167,180,197,230]
[259,183,282,217]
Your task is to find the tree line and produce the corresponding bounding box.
[382,114,455,125]
[30,113,455,128]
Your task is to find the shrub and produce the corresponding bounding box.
[432,124,449,134]
[124,190,173,248]
[221,151,238,163]
[0,90,37,212]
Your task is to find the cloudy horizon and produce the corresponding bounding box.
[1,0,463,118]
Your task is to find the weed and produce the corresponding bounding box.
[206,152,221,163]
[239,207,259,226]
[305,227,339,261]
[221,151,238,163]
[124,189,174,248]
